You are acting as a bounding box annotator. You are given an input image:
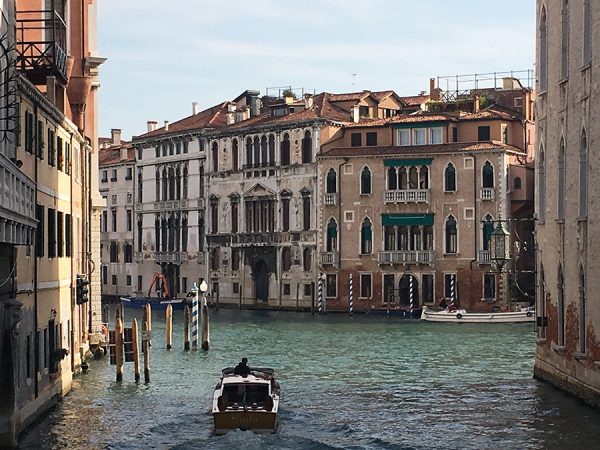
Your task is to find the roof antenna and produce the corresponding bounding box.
[352,73,357,91]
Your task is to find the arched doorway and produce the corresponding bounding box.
[254,260,270,302]
[399,274,419,307]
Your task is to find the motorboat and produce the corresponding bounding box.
[420,305,535,323]
[212,367,280,435]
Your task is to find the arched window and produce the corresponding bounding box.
[444,163,456,192]
[360,218,372,254]
[303,247,312,271]
[268,135,275,166]
[302,194,311,231]
[182,215,188,252]
[253,137,260,167]
[210,198,219,234]
[232,139,239,171]
[155,170,160,201]
[161,217,167,251]
[326,168,337,193]
[399,167,408,189]
[558,137,566,220]
[137,216,143,252]
[246,137,253,167]
[408,167,418,189]
[154,215,160,252]
[175,166,181,200]
[514,177,522,190]
[182,166,188,198]
[231,249,240,271]
[419,166,429,189]
[482,214,494,251]
[326,219,338,252]
[561,0,570,79]
[540,6,548,91]
[168,167,175,200]
[211,142,218,172]
[211,248,220,270]
[281,133,290,166]
[583,0,592,65]
[360,167,371,195]
[282,247,292,271]
[231,198,238,234]
[445,215,457,254]
[387,167,397,190]
[302,130,312,163]
[538,145,545,221]
[261,136,268,167]
[579,129,588,217]
[482,161,494,188]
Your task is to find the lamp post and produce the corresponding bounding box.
[490,220,511,308]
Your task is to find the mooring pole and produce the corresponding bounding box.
[201,291,210,351]
[115,317,123,382]
[191,283,199,350]
[165,304,173,350]
[183,302,190,351]
[132,318,140,382]
[143,304,151,383]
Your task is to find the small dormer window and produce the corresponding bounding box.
[359,106,369,117]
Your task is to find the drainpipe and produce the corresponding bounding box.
[33,102,39,398]
[69,132,75,372]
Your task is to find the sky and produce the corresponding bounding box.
[97,1,536,140]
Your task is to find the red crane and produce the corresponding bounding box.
[148,272,170,299]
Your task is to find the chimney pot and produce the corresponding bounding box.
[192,102,198,115]
[351,105,360,123]
[147,121,157,132]
[164,120,169,131]
[111,128,122,145]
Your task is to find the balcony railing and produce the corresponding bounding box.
[320,251,339,265]
[324,193,337,206]
[378,250,435,265]
[481,188,495,201]
[384,189,430,204]
[154,251,187,263]
[16,7,67,84]
[478,250,492,263]
[231,232,277,247]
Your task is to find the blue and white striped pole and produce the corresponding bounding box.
[450,274,456,307]
[317,274,323,314]
[191,282,199,350]
[349,273,353,315]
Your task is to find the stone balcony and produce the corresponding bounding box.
[378,250,435,266]
[154,251,187,264]
[478,250,492,264]
[320,251,339,266]
[384,189,430,204]
[324,193,337,206]
[480,188,495,201]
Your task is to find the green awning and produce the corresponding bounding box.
[384,158,433,167]
[381,213,434,226]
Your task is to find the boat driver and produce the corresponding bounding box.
[234,357,251,377]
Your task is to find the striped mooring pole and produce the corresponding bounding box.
[450,274,456,306]
[191,282,199,350]
[349,273,353,315]
[409,275,414,316]
[317,274,324,314]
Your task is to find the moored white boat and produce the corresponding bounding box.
[420,305,535,323]
[212,367,280,435]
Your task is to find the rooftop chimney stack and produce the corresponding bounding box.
[429,77,440,101]
[111,128,122,145]
[474,96,480,113]
[304,94,314,109]
[147,121,157,132]
[226,111,235,125]
[164,120,170,131]
[192,102,198,115]
[351,105,360,123]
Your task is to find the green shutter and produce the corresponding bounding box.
[384,158,433,167]
[381,213,434,226]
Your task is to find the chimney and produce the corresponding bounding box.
[351,105,360,123]
[429,78,440,101]
[474,96,480,113]
[253,98,261,116]
[147,121,157,132]
[111,128,122,145]
[164,120,170,131]
[304,94,314,109]
[226,111,235,125]
[192,102,198,115]
[284,94,295,104]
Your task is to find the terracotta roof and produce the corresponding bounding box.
[99,144,135,166]
[134,102,230,140]
[319,141,525,158]
[399,94,430,106]
[327,91,370,102]
[460,105,522,121]
[370,90,395,102]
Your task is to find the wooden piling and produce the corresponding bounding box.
[165,304,173,350]
[183,303,190,351]
[201,295,210,351]
[115,317,123,382]
[143,304,151,383]
[132,318,140,382]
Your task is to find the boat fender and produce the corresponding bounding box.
[456,313,463,319]
[265,396,274,412]
[526,311,532,317]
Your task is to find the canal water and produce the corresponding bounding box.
[19,308,600,450]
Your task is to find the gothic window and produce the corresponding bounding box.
[302,130,312,164]
[540,6,548,91]
[155,170,160,201]
[281,195,290,232]
[583,0,592,65]
[260,136,268,167]
[281,133,290,166]
[444,163,456,192]
[538,145,545,221]
[302,195,311,231]
[183,166,188,198]
[387,167,397,190]
[246,137,253,167]
[419,166,429,189]
[282,248,292,271]
[326,218,337,252]
[137,169,143,202]
[303,247,312,272]
[211,248,220,270]
[155,215,160,252]
[326,168,337,194]
[482,161,494,188]
[231,198,239,233]
[360,218,372,254]
[253,136,260,167]
[182,215,188,252]
[231,249,240,271]
[212,142,219,172]
[360,166,371,195]
[514,177,522,190]
[558,137,566,220]
[445,215,457,254]
[137,215,143,252]
[561,0,570,79]
[210,198,219,234]
[232,139,239,170]
[482,214,494,251]
[579,129,588,217]
[268,135,275,165]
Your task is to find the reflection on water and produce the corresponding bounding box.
[18,309,600,449]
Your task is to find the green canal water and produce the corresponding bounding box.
[19,308,600,449]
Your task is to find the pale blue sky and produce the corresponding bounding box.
[97,1,535,140]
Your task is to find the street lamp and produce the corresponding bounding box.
[200,280,208,304]
[490,220,511,308]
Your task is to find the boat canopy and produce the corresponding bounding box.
[222,367,275,376]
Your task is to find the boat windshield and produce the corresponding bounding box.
[222,383,270,408]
